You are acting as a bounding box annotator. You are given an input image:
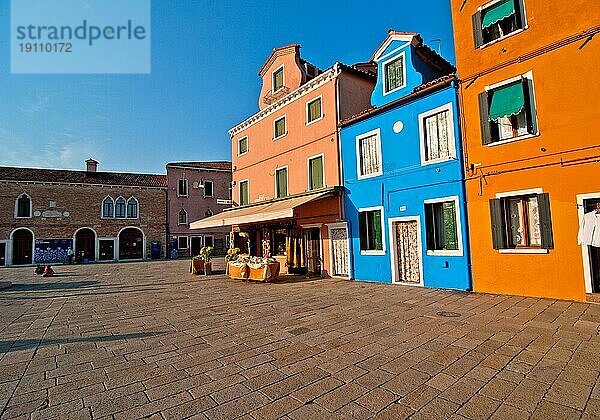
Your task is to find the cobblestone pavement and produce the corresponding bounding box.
[1,260,600,419]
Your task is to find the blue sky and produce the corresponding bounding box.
[0,0,456,174]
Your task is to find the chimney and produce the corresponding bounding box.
[85,158,98,172]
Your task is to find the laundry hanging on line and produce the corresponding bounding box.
[578,210,600,247]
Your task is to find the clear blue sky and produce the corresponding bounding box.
[0,0,456,174]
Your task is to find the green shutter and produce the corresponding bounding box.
[359,212,367,250]
[276,169,287,197]
[273,68,284,91]
[310,157,324,190]
[537,193,554,249]
[373,211,383,251]
[240,182,248,205]
[522,78,537,135]
[489,198,506,249]
[308,98,321,122]
[478,91,493,145]
[443,202,458,250]
[472,11,484,48]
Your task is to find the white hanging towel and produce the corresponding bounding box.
[578,211,600,247]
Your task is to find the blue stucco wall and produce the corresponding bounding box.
[341,82,471,290]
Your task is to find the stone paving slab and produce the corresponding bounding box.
[0,260,599,419]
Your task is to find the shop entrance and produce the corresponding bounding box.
[12,229,33,265]
[75,228,96,262]
[305,228,322,276]
[190,237,202,257]
[583,199,600,293]
[119,228,143,260]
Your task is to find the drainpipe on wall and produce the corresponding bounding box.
[334,62,344,221]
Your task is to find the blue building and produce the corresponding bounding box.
[340,31,471,290]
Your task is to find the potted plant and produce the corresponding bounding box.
[225,247,240,275]
[199,246,214,275]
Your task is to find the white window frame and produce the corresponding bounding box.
[14,193,32,218]
[126,197,139,219]
[178,178,189,197]
[114,196,127,219]
[577,192,600,293]
[306,95,323,126]
[494,187,548,254]
[203,180,214,198]
[355,128,383,180]
[485,71,539,147]
[273,115,287,140]
[423,195,464,257]
[478,0,528,49]
[358,206,386,256]
[272,64,285,93]
[307,153,325,191]
[101,195,115,219]
[274,166,289,198]
[418,103,457,166]
[382,51,407,96]
[177,236,189,250]
[326,222,350,279]
[239,179,249,206]
[238,136,248,156]
[178,208,188,225]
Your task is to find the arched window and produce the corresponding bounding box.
[102,196,114,218]
[205,208,213,218]
[127,197,138,218]
[178,209,188,225]
[16,194,32,218]
[115,197,126,218]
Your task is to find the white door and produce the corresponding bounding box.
[394,220,422,284]
[330,227,349,277]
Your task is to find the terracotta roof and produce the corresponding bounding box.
[340,74,457,127]
[166,161,232,171]
[0,166,167,188]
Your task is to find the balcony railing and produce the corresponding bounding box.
[263,86,290,105]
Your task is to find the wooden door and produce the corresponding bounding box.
[12,229,33,265]
[305,228,321,276]
[330,227,349,276]
[119,228,143,260]
[75,229,96,261]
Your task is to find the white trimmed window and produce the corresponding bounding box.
[383,53,406,94]
[419,103,456,165]
[204,235,214,247]
[356,129,382,179]
[238,137,248,156]
[102,196,114,218]
[178,208,188,225]
[178,236,188,250]
[239,180,249,206]
[126,197,138,218]
[424,197,462,255]
[274,116,286,139]
[358,207,385,254]
[272,66,284,92]
[178,179,188,197]
[275,167,288,198]
[473,0,527,48]
[15,193,32,218]
[306,97,323,124]
[115,197,126,218]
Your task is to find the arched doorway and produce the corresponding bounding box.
[75,228,96,262]
[119,228,144,260]
[12,228,33,265]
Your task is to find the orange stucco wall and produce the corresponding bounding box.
[451,0,600,301]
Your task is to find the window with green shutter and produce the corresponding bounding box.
[274,116,286,139]
[384,54,405,94]
[308,156,324,190]
[238,137,248,155]
[273,67,284,92]
[307,97,322,124]
[359,209,384,252]
[473,0,525,48]
[239,180,249,206]
[425,200,459,252]
[275,168,288,198]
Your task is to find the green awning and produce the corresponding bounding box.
[482,0,515,29]
[489,82,524,121]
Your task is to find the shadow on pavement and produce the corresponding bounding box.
[0,331,162,352]
[2,281,99,292]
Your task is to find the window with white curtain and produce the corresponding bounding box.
[356,129,382,179]
[419,104,456,165]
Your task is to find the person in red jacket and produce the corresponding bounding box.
[42,265,54,277]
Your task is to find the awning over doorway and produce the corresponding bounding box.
[190,190,335,229]
[489,82,524,121]
[482,0,516,29]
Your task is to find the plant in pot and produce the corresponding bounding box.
[199,246,214,275]
[225,247,240,275]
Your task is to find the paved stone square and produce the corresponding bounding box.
[0,260,599,419]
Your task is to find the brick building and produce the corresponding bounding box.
[166,161,232,258]
[0,159,167,266]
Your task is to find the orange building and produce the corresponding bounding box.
[192,45,375,277]
[450,0,600,301]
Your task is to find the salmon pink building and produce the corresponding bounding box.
[192,45,375,277]
[450,0,600,301]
